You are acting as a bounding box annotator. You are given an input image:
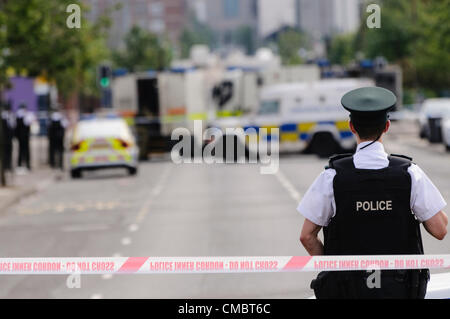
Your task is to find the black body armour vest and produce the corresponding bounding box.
[324,154,424,256]
[311,154,429,299]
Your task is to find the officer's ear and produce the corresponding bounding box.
[349,120,358,135]
[383,120,391,133]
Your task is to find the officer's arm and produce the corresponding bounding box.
[300,219,323,256]
[423,211,448,240]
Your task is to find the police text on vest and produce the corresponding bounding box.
[356,200,392,212]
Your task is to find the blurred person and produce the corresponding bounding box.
[47,105,68,170]
[298,87,448,299]
[15,103,34,171]
[1,101,15,171]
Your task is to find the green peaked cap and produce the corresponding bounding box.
[341,87,397,124]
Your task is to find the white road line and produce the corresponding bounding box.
[152,186,162,196]
[101,274,113,280]
[61,224,109,232]
[128,224,139,232]
[121,237,132,246]
[135,165,172,224]
[90,294,103,299]
[275,170,302,202]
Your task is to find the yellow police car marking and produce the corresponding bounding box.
[336,120,350,131]
[298,122,316,133]
[281,133,299,142]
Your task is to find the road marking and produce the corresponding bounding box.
[135,165,172,224]
[90,293,103,299]
[121,237,132,246]
[128,224,139,232]
[17,200,122,216]
[275,169,302,202]
[102,274,113,280]
[61,224,109,232]
[152,186,162,196]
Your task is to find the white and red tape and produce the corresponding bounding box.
[0,255,450,275]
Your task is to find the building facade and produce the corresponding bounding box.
[257,0,361,40]
[84,0,186,49]
[258,0,297,38]
[296,0,361,39]
[190,0,259,50]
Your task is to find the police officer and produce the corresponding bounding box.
[1,101,15,171]
[47,106,68,170]
[298,87,448,299]
[15,103,34,170]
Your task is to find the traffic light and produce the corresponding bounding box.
[99,65,112,88]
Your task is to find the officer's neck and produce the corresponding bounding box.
[356,136,384,146]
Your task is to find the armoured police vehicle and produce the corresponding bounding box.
[210,78,376,158]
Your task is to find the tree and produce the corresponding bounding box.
[412,0,450,93]
[357,0,450,93]
[234,25,256,55]
[0,0,8,95]
[328,33,356,66]
[362,0,419,62]
[277,29,308,65]
[113,26,172,72]
[3,0,110,101]
[179,19,216,59]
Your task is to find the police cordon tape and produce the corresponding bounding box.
[1,255,450,275]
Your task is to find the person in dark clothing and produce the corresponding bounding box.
[15,103,34,170]
[299,87,448,299]
[47,108,68,170]
[1,101,15,171]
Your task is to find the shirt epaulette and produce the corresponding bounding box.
[327,153,353,170]
[390,154,413,162]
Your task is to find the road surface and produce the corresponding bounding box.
[0,122,449,298]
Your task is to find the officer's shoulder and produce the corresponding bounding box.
[325,153,353,170]
[389,154,414,167]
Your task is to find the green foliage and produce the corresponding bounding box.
[179,20,216,58]
[233,25,256,55]
[0,3,8,91]
[113,26,172,72]
[2,0,110,99]
[277,29,308,65]
[362,0,419,62]
[334,0,450,93]
[328,34,356,65]
[411,0,450,93]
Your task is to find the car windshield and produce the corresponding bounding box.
[423,101,450,116]
[74,119,131,141]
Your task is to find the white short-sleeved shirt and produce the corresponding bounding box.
[297,141,447,227]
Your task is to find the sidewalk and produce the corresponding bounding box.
[0,168,58,213]
[0,136,60,213]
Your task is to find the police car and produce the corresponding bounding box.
[418,98,450,143]
[69,115,139,178]
[439,106,450,151]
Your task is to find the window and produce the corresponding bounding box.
[224,0,239,18]
[259,100,280,115]
[149,19,165,33]
[150,2,164,17]
[75,119,132,141]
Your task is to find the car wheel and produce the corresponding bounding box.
[128,167,138,176]
[446,145,450,152]
[70,169,82,179]
[310,132,340,158]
